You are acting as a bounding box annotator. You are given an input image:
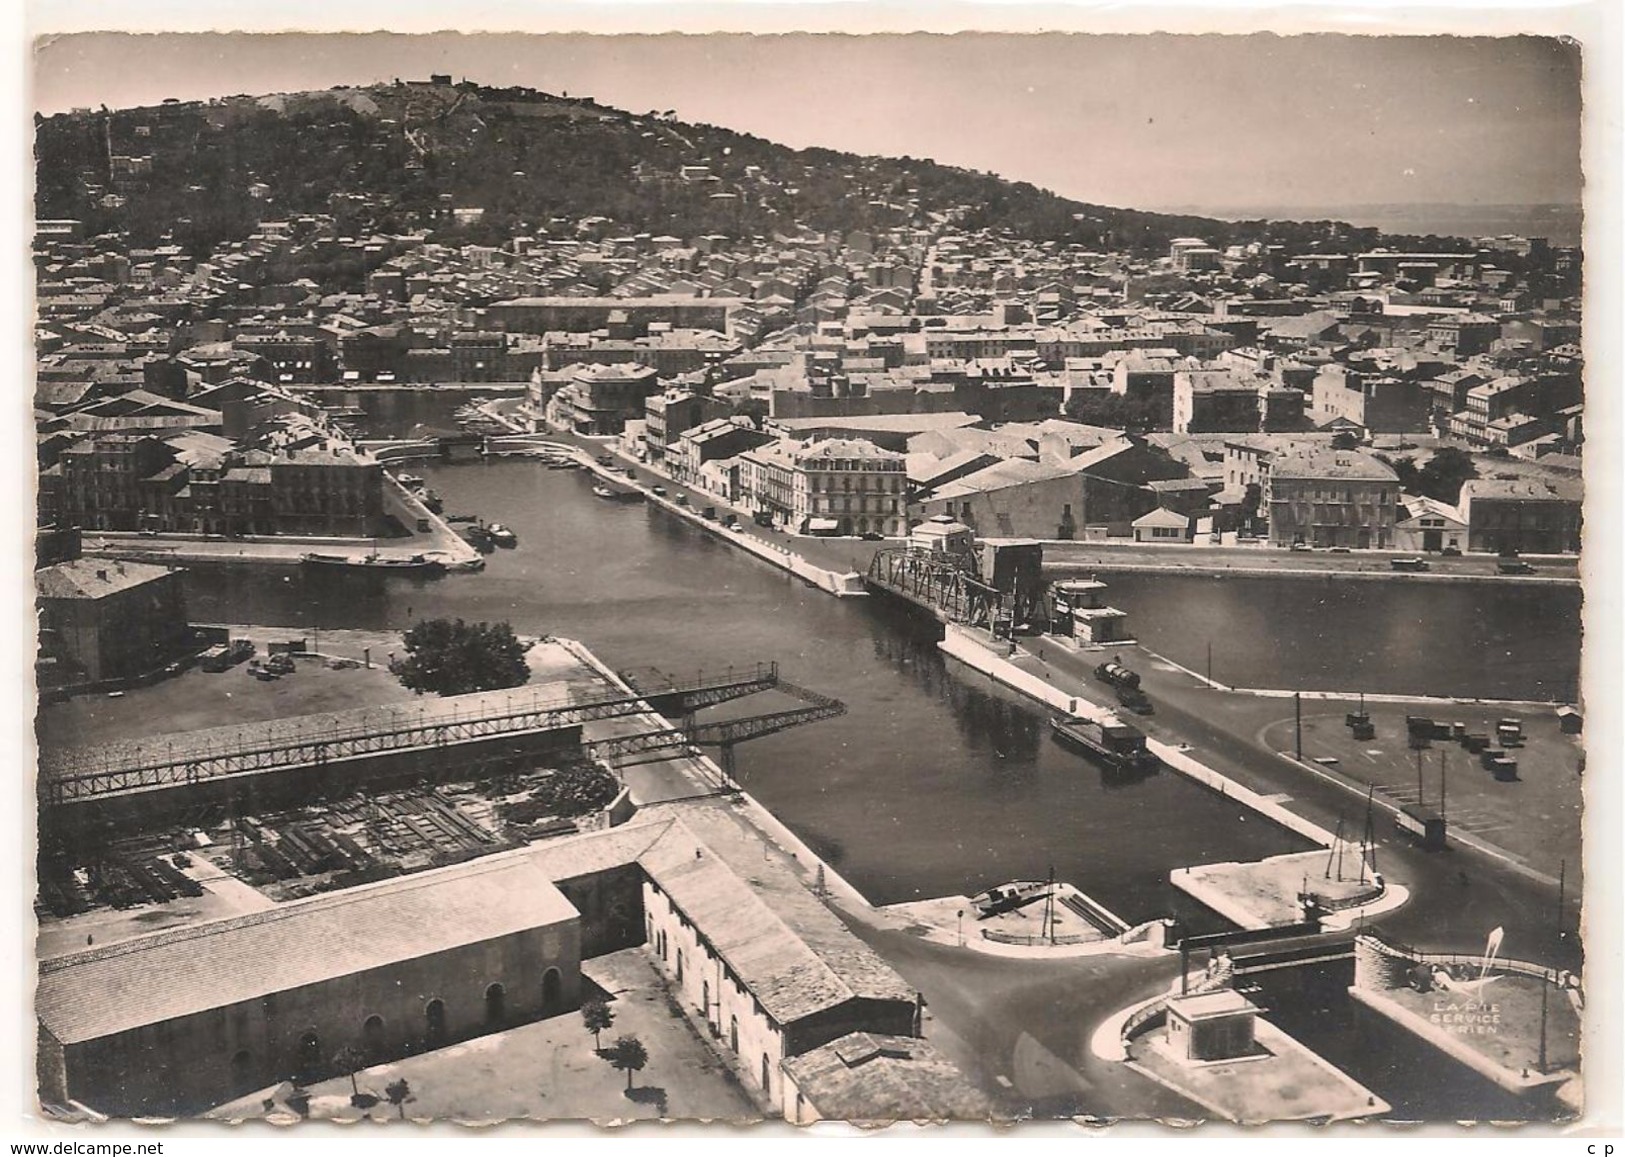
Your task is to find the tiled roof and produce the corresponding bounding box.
[782,1032,994,1122]
[37,853,577,1044]
[641,809,916,1026]
[1270,450,1398,483]
[1459,476,1581,503]
[35,558,177,601]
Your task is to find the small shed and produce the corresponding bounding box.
[1164,989,1259,1062]
[1557,705,1582,734]
[1132,506,1193,544]
[910,515,974,554]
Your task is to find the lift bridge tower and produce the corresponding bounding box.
[865,519,1047,638]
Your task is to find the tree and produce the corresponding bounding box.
[392,618,531,697]
[331,1044,367,1096]
[608,1035,649,1092]
[731,397,768,428]
[1416,446,1478,505]
[385,1077,414,1120]
[581,998,615,1052]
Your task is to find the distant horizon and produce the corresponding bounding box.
[31,32,1584,220]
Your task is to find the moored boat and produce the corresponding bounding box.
[1050,713,1158,774]
[487,523,518,548]
[970,880,1051,919]
[302,551,446,575]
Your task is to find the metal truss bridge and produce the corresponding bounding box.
[40,662,800,808]
[588,676,848,785]
[865,547,1005,629]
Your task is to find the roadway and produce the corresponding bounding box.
[840,915,1200,1120]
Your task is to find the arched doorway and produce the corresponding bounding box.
[729,1015,739,1053]
[675,949,684,983]
[485,983,506,1027]
[229,1049,253,1096]
[295,1031,321,1082]
[541,968,562,1014]
[362,1015,386,1064]
[701,981,710,1023]
[425,999,447,1049]
[761,1054,772,1098]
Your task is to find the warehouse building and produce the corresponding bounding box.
[38,854,581,1118]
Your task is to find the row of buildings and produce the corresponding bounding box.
[586,379,1582,552]
[39,408,387,539]
[38,805,988,1122]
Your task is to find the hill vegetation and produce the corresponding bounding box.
[35,79,1388,258]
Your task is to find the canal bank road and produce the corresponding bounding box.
[77,475,481,571]
[531,433,876,597]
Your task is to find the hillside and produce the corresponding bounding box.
[34,79,1381,258]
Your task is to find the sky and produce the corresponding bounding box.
[30,31,1584,216]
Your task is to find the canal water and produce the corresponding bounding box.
[1103,572,1582,702]
[175,459,1583,928]
[178,459,1310,929]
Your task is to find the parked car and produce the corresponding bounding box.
[1290,542,1312,552]
[861,531,884,541]
[1441,545,1463,557]
[651,485,667,496]
[1328,546,1351,554]
[1390,557,1431,572]
[1497,559,1536,575]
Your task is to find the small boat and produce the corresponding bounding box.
[970,881,1051,919]
[446,513,478,523]
[421,489,444,514]
[460,525,495,552]
[487,523,518,548]
[592,483,643,503]
[548,460,580,471]
[395,473,425,489]
[1050,713,1158,772]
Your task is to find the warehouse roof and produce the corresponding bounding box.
[639,809,916,1027]
[37,853,577,1044]
[782,1032,995,1122]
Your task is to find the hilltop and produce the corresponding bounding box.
[34,79,1385,257]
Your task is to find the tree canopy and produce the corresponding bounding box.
[581,998,616,1051]
[393,618,531,697]
[608,1035,649,1090]
[1378,446,1479,505]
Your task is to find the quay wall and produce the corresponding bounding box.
[556,637,877,914]
[938,623,1339,850]
[555,446,869,599]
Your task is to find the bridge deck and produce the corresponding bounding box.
[40,666,784,806]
